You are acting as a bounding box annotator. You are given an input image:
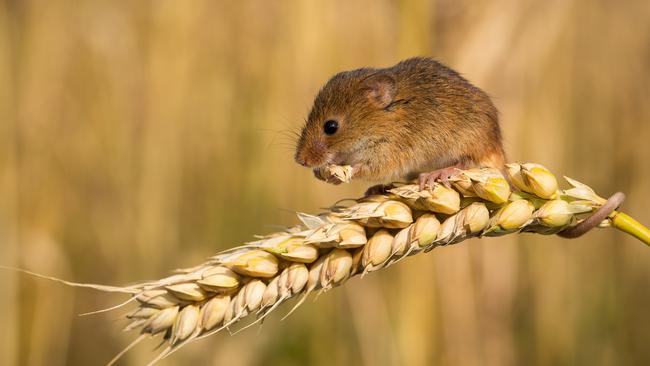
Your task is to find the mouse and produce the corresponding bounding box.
[294,57,506,191]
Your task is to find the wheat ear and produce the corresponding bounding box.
[8,163,649,365]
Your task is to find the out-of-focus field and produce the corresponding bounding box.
[1,1,650,365]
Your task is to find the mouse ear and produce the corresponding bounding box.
[362,73,396,109]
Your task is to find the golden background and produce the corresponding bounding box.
[1,1,650,365]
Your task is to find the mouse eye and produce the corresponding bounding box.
[323,120,339,135]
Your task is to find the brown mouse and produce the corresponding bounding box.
[294,57,506,190]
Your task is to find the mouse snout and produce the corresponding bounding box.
[295,154,311,167]
[295,140,328,167]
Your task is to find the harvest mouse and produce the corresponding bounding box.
[294,57,506,191]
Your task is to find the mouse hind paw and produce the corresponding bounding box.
[418,166,462,190]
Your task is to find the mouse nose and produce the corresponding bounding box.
[296,141,327,167]
[295,150,312,167]
[296,156,309,167]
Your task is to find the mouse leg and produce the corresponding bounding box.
[364,183,394,196]
[418,164,463,190]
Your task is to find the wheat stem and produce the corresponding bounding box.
[611,211,650,246]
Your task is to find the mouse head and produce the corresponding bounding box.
[295,69,403,170]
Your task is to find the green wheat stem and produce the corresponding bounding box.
[611,211,650,246]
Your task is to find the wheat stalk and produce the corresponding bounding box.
[9,163,649,365]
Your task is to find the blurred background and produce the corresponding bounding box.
[1,0,650,365]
